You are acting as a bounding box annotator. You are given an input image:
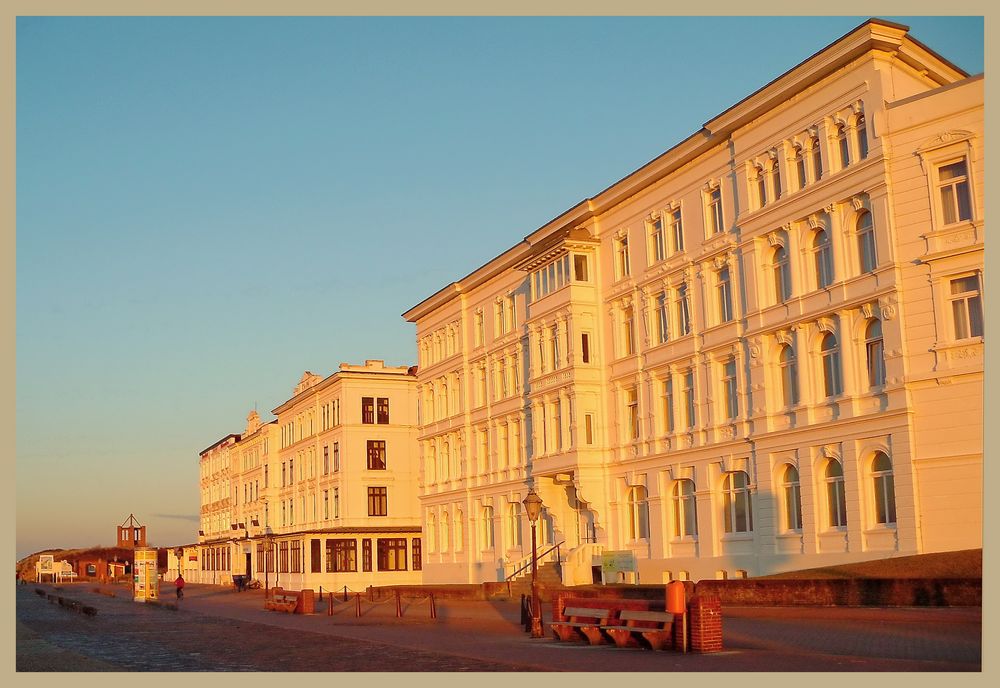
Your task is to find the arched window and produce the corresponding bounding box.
[821,332,842,398]
[427,513,437,553]
[454,509,464,552]
[482,506,495,549]
[773,245,791,303]
[671,479,697,538]
[771,160,782,201]
[440,511,450,553]
[755,165,767,208]
[441,441,450,481]
[723,471,753,533]
[794,146,807,189]
[811,138,823,180]
[627,486,650,540]
[778,344,799,407]
[824,461,847,528]
[837,124,850,168]
[865,319,886,388]
[857,211,877,273]
[781,465,803,530]
[871,452,896,525]
[856,113,869,159]
[508,502,523,549]
[813,229,833,289]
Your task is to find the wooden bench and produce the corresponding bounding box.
[602,609,674,650]
[551,606,617,645]
[265,592,299,613]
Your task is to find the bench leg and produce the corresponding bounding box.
[605,629,639,649]
[580,625,607,646]
[641,630,672,651]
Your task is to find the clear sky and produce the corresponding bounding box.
[15,16,984,559]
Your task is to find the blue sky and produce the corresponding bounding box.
[15,16,984,558]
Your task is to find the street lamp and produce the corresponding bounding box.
[522,489,544,638]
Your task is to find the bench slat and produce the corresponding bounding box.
[563,607,612,618]
[619,610,673,623]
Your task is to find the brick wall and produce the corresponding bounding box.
[693,578,980,607]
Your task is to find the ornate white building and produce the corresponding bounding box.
[194,360,422,591]
[403,19,983,584]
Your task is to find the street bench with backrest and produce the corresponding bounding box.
[265,591,299,613]
[551,605,619,645]
[601,609,674,650]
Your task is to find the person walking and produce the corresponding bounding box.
[174,573,185,600]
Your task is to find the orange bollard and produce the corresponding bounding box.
[666,581,688,653]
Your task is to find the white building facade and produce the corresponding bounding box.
[404,19,983,584]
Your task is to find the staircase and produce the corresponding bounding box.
[505,560,563,597]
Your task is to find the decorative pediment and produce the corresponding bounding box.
[916,130,975,154]
[820,443,842,461]
[860,302,875,320]
[816,317,836,334]
[850,194,869,212]
[775,329,794,346]
[767,231,786,248]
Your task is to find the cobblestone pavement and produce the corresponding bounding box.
[16,583,982,672]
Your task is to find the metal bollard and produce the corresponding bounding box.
[430,593,437,619]
[343,585,348,602]
[395,590,402,618]
[355,592,361,617]
[327,592,333,616]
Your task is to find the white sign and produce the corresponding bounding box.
[601,550,637,573]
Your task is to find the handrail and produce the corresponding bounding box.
[505,541,565,582]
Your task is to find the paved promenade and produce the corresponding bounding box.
[16,582,981,672]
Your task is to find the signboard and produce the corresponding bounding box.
[38,555,54,572]
[133,548,159,603]
[601,550,638,584]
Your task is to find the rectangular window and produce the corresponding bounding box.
[367,440,387,470]
[289,459,294,485]
[616,236,630,278]
[377,397,389,424]
[622,305,635,356]
[581,332,591,363]
[362,539,372,572]
[938,160,973,224]
[474,310,485,346]
[326,539,357,573]
[368,486,388,516]
[412,538,422,571]
[323,445,329,475]
[334,487,340,518]
[650,217,665,263]
[278,541,289,573]
[333,442,340,472]
[656,292,669,344]
[323,490,329,520]
[662,378,675,434]
[683,370,695,429]
[573,253,589,281]
[718,267,733,323]
[585,414,594,444]
[708,187,724,234]
[362,396,375,424]
[310,539,322,573]
[377,538,408,571]
[550,326,560,369]
[949,275,984,339]
[677,284,691,336]
[723,359,738,420]
[669,208,684,252]
[626,387,639,441]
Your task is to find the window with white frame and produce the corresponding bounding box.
[707,186,724,234]
[773,245,791,303]
[474,310,484,347]
[627,486,650,540]
[778,344,799,407]
[810,137,823,181]
[813,229,833,289]
[870,452,897,525]
[754,165,767,209]
[427,513,437,553]
[616,235,631,278]
[948,275,984,339]
[865,319,886,388]
[482,506,495,549]
[655,291,669,344]
[837,124,850,169]
[722,471,753,534]
[794,145,807,190]
[936,159,973,225]
[857,211,877,273]
[717,266,733,323]
[856,113,869,160]
[671,479,697,538]
[650,216,666,263]
[770,158,782,201]
[669,207,684,252]
[625,386,639,441]
[824,460,847,527]
[507,503,522,549]
[683,369,695,429]
[661,377,675,434]
[821,332,843,398]
[722,358,738,420]
[622,304,636,356]
[781,464,803,531]
[440,511,450,553]
[454,509,464,551]
[676,283,691,336]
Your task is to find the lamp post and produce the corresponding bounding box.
[522,489,544,638]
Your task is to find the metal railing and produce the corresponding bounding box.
[504,541,565,582]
